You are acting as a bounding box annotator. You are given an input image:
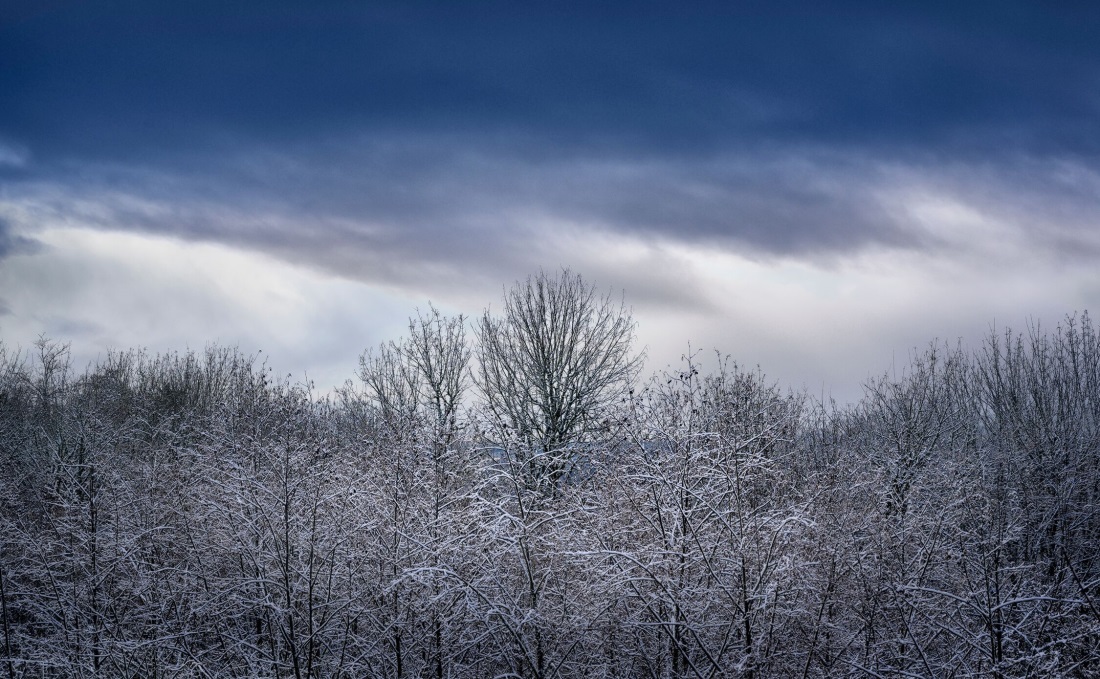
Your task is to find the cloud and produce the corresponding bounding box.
[0,216,44,260]
[4,147,1100,404]
[0,225,418,390]
[6,140,1098,279]
[5,2,1100,401]
[0,142,899,324]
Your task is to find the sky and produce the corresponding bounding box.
[2,1,1100,403]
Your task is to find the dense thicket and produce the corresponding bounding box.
[2,314,1099,677]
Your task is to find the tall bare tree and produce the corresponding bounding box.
[475,269,643,490]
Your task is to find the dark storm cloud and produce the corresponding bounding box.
[6,1,1098,157]
[3,1,1099,288]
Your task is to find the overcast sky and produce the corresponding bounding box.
[3,1,1099,402]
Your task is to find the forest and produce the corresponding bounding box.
[1,271,1098,678]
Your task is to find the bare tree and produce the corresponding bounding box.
[475,269,642,490]
[359,339,421,437]
[359,304,470,446]
[405,304,470,459]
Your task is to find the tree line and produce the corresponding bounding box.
[1,270,1098,677]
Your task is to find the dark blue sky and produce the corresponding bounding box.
[6,2,1099,159]
[2,1,1100,399]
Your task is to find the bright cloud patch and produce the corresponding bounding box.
[0,226,418,392]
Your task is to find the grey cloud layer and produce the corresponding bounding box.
[0,143,909,295]
[6,139,1100,311]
